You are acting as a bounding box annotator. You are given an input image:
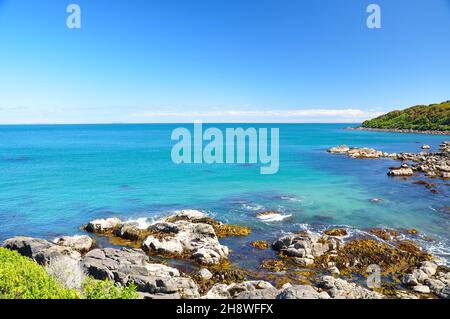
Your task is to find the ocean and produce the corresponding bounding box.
[0,123,449,268]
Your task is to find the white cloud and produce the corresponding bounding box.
[130,109,384,123]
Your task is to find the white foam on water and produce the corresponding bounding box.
[257,212,292,222]
[241,203,265,211]
[124,217,154,229]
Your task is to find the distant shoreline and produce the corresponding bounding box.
[352,127,450,136]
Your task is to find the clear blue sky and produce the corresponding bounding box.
[0,0,449,123]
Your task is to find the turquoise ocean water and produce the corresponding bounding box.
[0,124,449,267]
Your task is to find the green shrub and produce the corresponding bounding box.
[362,100,450,131]
[82,276,139,299]
[0,248,80,299]
[0,248,139,299]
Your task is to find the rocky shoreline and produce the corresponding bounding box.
[328,141,450,184]
[2,209,449,299]
[352,127,450,136]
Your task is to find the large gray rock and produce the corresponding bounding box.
[204,281,277,299]
[277,285,330,299]
[272,232,330,260]
[81,247,199,298]
[143,211,229,265]
[318,276,383,299]
[2,236,81,265]
[327,145,350,153]
[85,217,122,233]
[388,167,414,176]
[55,235,94,254]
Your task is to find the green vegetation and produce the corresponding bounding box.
[0,248,138,299]
[82,276,139,299]
[361,100,450,131]
[0,248,80,299]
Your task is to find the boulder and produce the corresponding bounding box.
[204,281,277,299]
[412,285,430,294]
[143,215,229,265]
[142,236,184,255]
[388,167,414,176]
[113,222,148,241]
[197,268,213,280]
[277,285,330,299]
[318,276,383,299]
[2,236,81,265]
[272,232,330,260]
[85,217,122,233]
[81,247,199,298]
[327,145,350,153]
[55,235,94,254]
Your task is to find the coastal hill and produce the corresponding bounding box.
[361,100,450,131]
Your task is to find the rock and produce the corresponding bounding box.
[388,167,414,176]
[293,257,314,267]
[81,247,199,298]
[142,236,184,255]
[85,217,122,233]
[327,145,350,153]
[272,232,329,260]
[420,261,437,277]
[412,269,429,283]
[55,235,94,254]
[347,147,383,159]
[329,266,340,275]
[276,285,330,299]
[412,285,430,294]
[3,236,81,265]
[318,276,383,299]
[421,145,430,149]
[402,273,418,286]
[204,281,277,299]
[170,209,207,221]
[143,215,229,265]
[113,222,147,241]
[197,268,213,280]
[230,281,278,299]
[204,284,232,299]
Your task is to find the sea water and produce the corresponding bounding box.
[0,124,448,265]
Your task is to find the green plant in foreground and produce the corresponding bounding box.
[0,248,139,299]
[82,276,139,299]
[0,248,80,299]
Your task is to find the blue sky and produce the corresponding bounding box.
[0,0,449,123]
